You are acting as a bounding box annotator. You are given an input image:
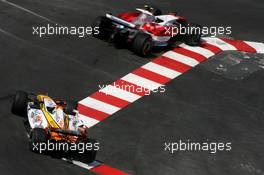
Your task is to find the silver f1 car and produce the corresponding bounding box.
[93,5,201,56]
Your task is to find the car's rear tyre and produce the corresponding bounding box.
[75,139,97,163]
[64,100,77,115]
[132,33,153,56]
[113,31,128,49]
[184,23,202,46]
[11,91,28,117]
[92,16,112,40]
[29,128,48,153]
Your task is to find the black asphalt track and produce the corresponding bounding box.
[0,0,264,175]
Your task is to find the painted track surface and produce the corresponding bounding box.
[77,38,264,129]
[0,0,264,175]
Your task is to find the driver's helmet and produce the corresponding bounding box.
[45,99,57,114]
[143,4,162,16]
[144,5,152,11]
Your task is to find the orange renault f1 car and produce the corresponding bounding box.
[11,91,98,163]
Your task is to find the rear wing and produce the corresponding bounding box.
[105,7,155,29]
[105,13,136,28]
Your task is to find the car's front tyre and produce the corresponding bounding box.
[73,138,97,164]
[184,23,202,46]
[29,128,48,154]
[11,91,28,117]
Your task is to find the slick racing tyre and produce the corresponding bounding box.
[92,16,112,40]
[64,100,77,115]
[184,23,202,46]
[11,91,28,117]
[113,30,128,49]
[29,128,48,153]
[73,138,97,164]
[132,33,153,56]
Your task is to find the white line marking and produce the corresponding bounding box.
[79,97,120,115]
[244,41,264,54]
[142,62,181,79]
[179,43,215,58]
[62,158,101,170]
[99,85,141,102]
[121,73,163,90]
[163,51,199,67]
[0,0,62,25]
[78,114,100,128]
[0,28,26,41]
[202,37,237,51]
